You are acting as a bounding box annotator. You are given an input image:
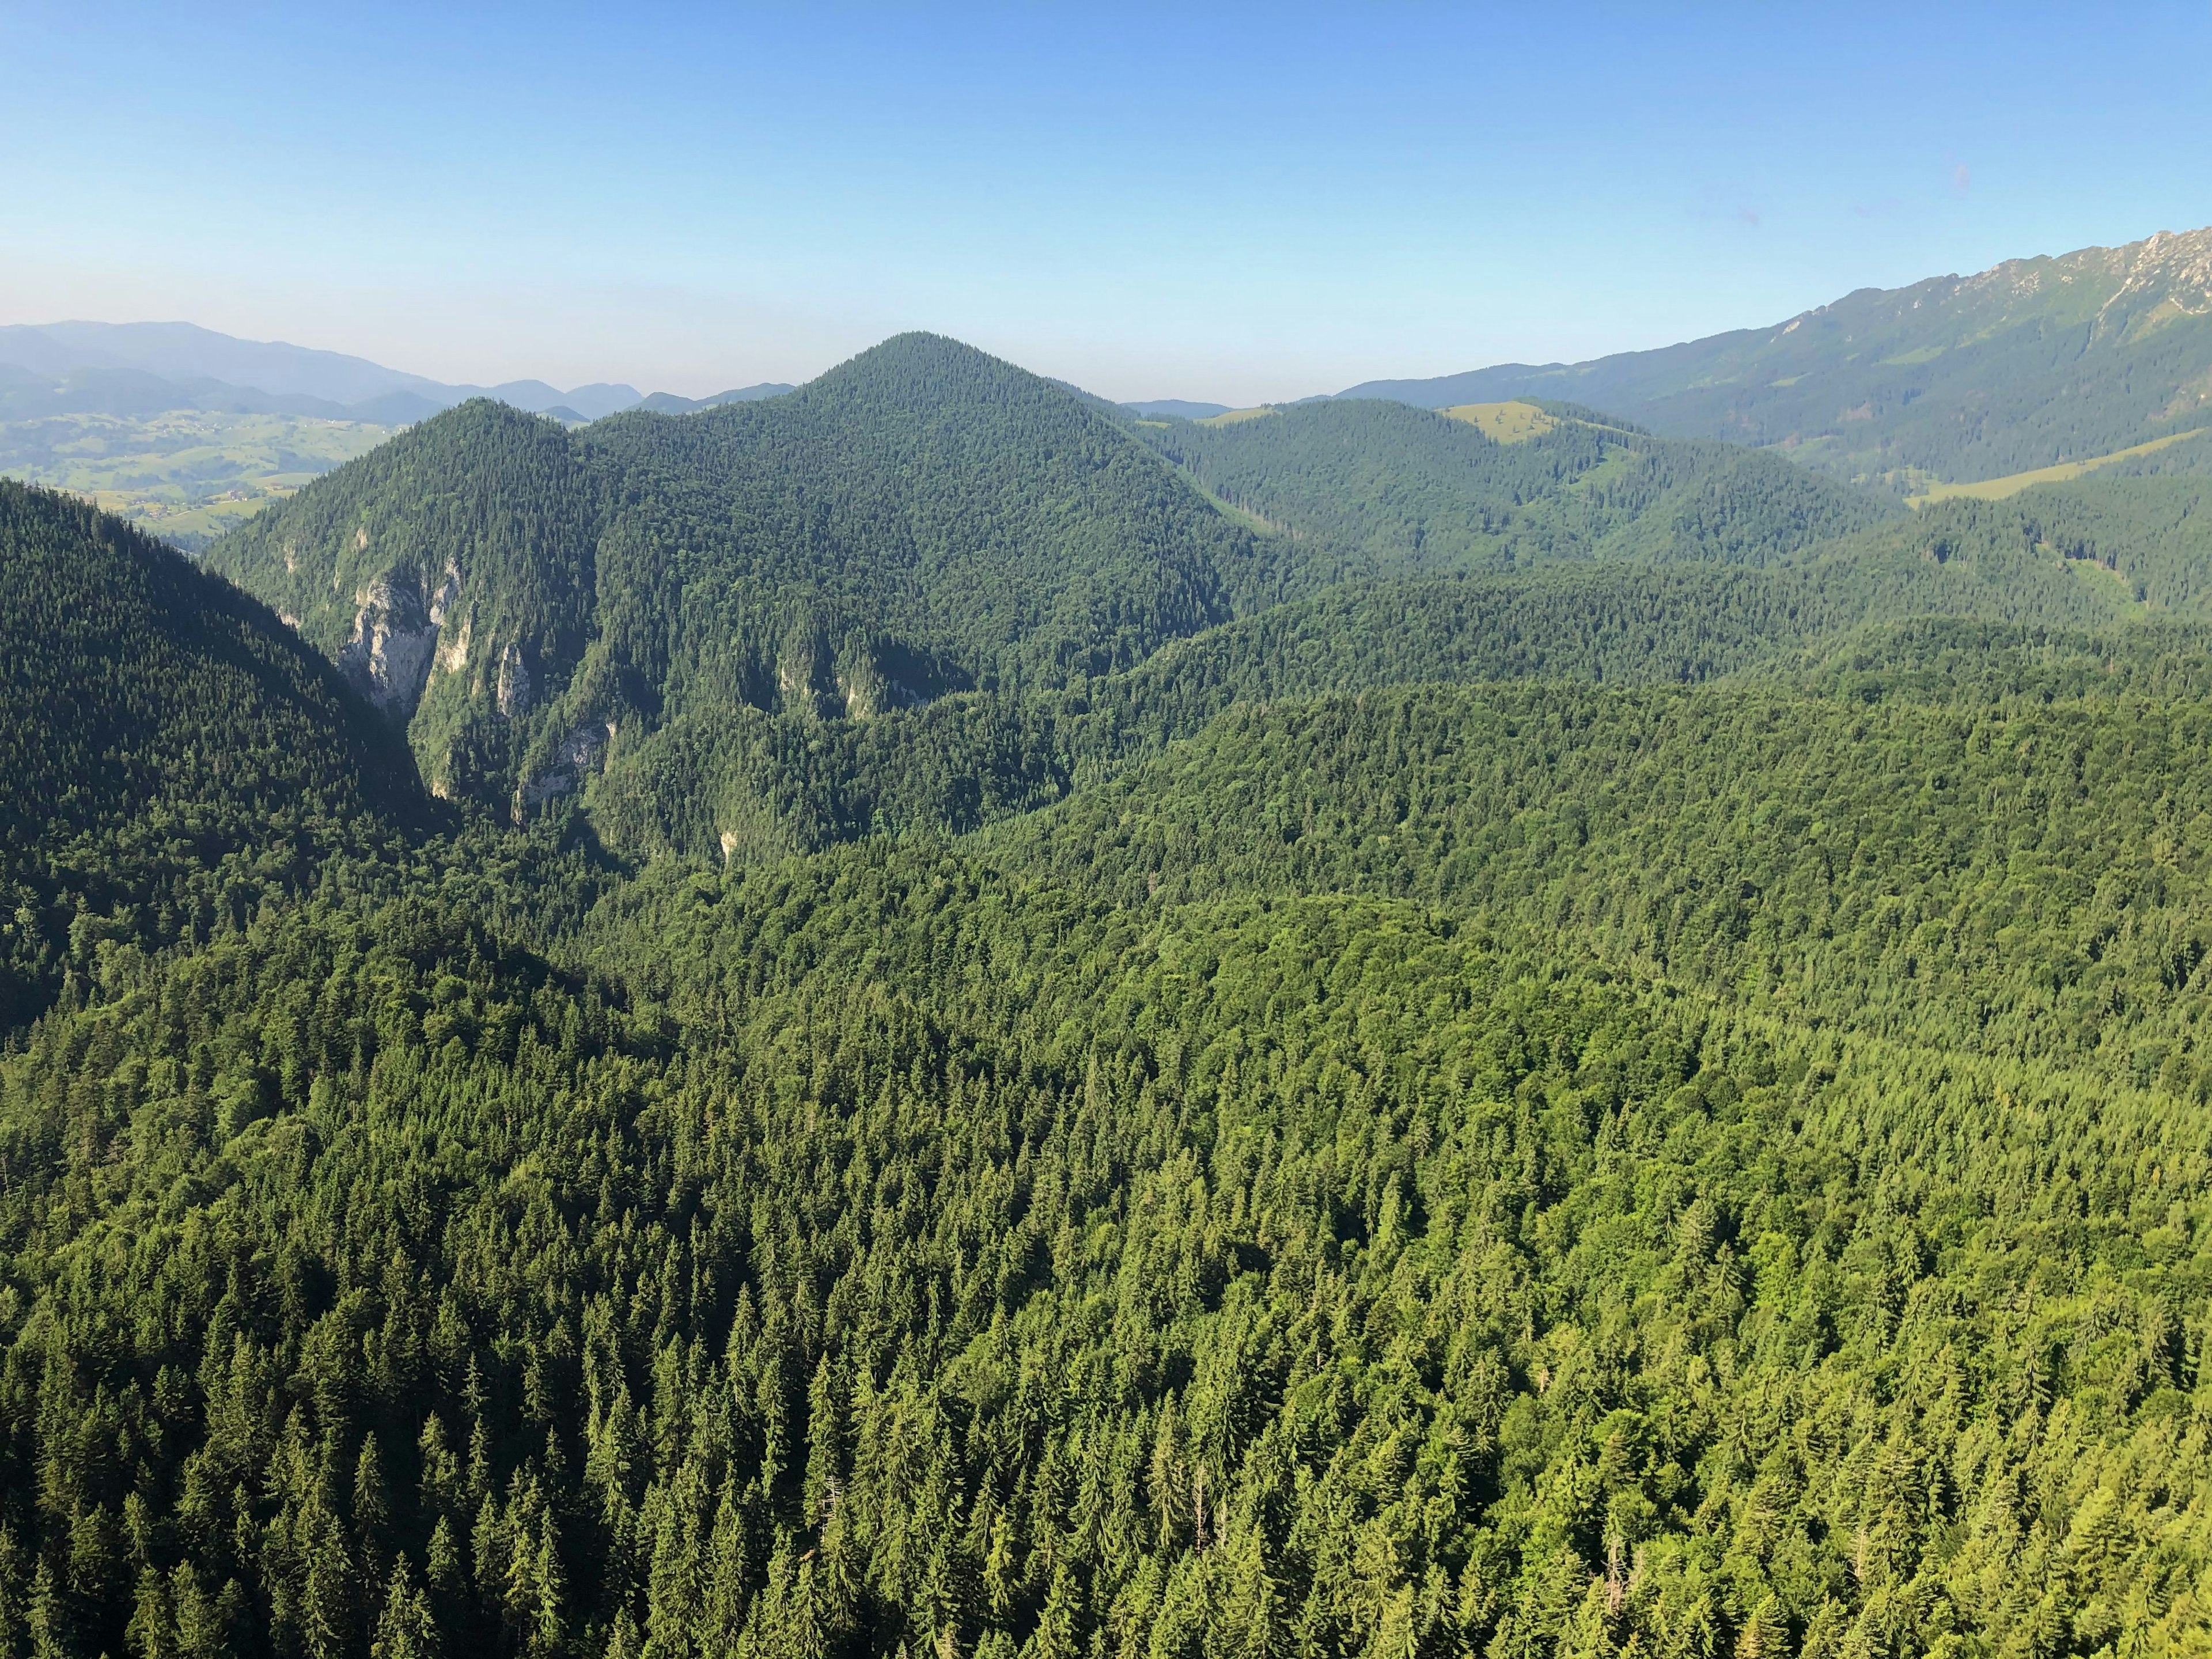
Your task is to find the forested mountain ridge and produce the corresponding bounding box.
[0,480,426,1029]
[207,335,1278,814]
[581,450,2212,865]
[10,339,2212,1659]
[219,325,2209,853]
[203,362,2209,874]
[581,509,2159,866]
[1128,396,1901,575]
[1336,225,2212,492]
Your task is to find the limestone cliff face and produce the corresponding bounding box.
[1940,225,2212,347]
[836,661,930,718]
[496,642,534,718]
[779,634,933,721]
[776,636,837,722]
[434,607,471,676]
[336,561,463,717]
[337,572,437,715]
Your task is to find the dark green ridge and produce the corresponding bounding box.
[0,480,427,1028]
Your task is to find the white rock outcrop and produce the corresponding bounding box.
[337,571,440,715]
[497,642,534,718]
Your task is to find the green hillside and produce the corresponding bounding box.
[582,453,2212,866]
[1132,397,1901,577]
[201,398,605,806]
[0,481,423,1029]
[984,627,2212,1079]
[10,329,2212,1659]
[584,510,2150,866]
[207,335,1275,812]
[226,331,2212,862]
[1339,226,2212,492]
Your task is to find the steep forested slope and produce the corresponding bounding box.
[1336,226,2212,491]
[207,336,1274,810]
[1907,472,2212,607]
[200,399,603,802]
[584,513,2145,866]
[9,346,2212,1659]
[0,482,423,1029]
[214,327,2212,860]
[1132,398,1898,575]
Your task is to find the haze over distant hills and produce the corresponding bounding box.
[1330,225,2212,494]
[16,259,2212,1654]
[0,323,799,547]
[1120,398,1232,420]
[0,320,791,423]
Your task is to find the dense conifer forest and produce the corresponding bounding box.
[7,327,2212,1659]
[0,483,424,1031]
[1127,400,1900,576]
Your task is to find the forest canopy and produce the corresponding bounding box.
[6,325,2212,1659]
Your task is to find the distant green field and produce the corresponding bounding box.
[1437,400,1555,442]
[0,408,393,549]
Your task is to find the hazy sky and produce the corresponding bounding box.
[5,2,2208,404]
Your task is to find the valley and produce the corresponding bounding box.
[6,236,2212,1659]
[0,410,397,550]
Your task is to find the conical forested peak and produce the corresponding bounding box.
[203,394,597,659]
[720,328,1199,497]
[397,391,564,441]
[791,330,1070,415]
[812,328,1010,381]
[203,329,1279,823]
[203,393,604,800]
[204,395,592,608]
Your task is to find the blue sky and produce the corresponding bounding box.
[3,2,2207,403]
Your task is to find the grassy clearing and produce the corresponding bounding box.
[1183,478,1283,535]
[1197,406,1279,426]
[1438,401,1556,443]
[1910,427,2210,505]
[2058,547,2149,609]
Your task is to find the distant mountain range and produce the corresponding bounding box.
[12,222,2212,504]
[0,320,791,425]
[1327,226,2212,492]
